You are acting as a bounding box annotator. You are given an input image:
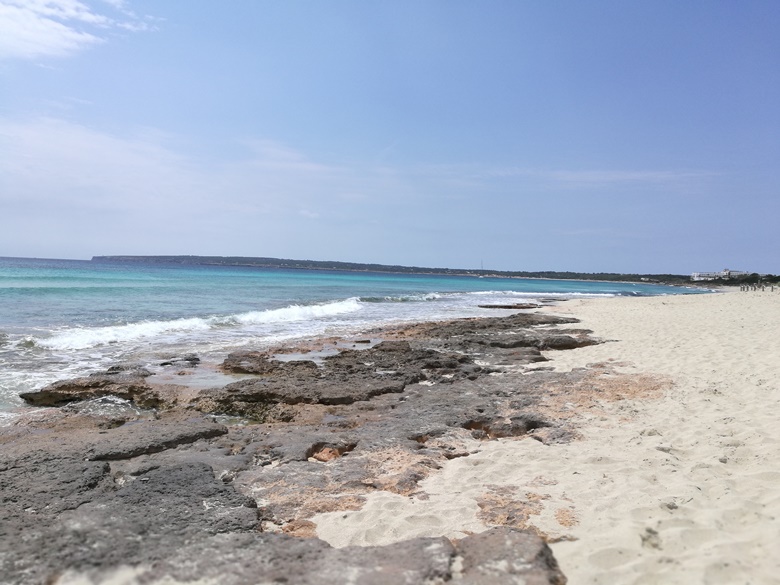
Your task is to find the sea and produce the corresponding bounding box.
[0,256,707,422]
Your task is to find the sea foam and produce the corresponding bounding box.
[38,298,362,350]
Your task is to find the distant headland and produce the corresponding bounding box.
[91,255,703,285]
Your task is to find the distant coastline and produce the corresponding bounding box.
[91,255,694,286]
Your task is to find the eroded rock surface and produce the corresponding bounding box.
[19,365,157,407]
[4,310,593,584]
[0,411,254,585]
[54,527,564,585]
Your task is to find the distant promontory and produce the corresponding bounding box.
[91,255,696,285]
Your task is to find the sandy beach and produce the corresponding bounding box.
[314,289,780,583]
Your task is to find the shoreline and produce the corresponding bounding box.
[313,289,780,582]
[2,306,590,584]
[0,287,693,424]
[2,290,777,582]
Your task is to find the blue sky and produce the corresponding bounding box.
[1,1,778,274]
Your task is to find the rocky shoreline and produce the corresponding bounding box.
[2,309,604,584]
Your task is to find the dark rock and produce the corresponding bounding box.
[306,440,358,461]
[539,334,599,350]
[57,528,564,585]
[280,359,321,373]
[396,313,599,370]
[411,312,579,337]
[481,332,597,351]
[464,413,551,439]
[226,369,592,529]
[457,527,567,584]
[195,340,488,420]
[195,378,407,420]
[509,347,549,362]
[87,415,228,460]
[221,351,281,374]
[159,533,456,585]
[0,412,256,585]
[21,313,597,419]
[30,462,257,582]
[19,366,157,408]
[477,303,541,309]
[159,353,200,367]
[105,364,152,375]
[2,310,598,583]
[487,333,539,348]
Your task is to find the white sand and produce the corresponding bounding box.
[313,290,780,583]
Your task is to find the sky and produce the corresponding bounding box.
[1,1,779,274]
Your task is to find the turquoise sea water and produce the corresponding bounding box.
[0,257,706,420]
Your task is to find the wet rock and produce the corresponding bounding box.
[221,351,282,374]
[21,314,596,418]
[221,351,320,375]
[159,353,201,367]
[19,366,157,408]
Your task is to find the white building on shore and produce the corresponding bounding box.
[691,268,751,281]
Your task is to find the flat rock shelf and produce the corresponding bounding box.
[1,310,609,585]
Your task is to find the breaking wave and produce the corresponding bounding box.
[38,298,363,350]
[359,293,443,303]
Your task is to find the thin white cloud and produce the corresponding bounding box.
[0,117,194,210]
[0,117,380,257]
[0,117,348,216]
[0,0,151,61]
[1,118,716,223]
[477,166,716,186]
[239,139,342,174]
